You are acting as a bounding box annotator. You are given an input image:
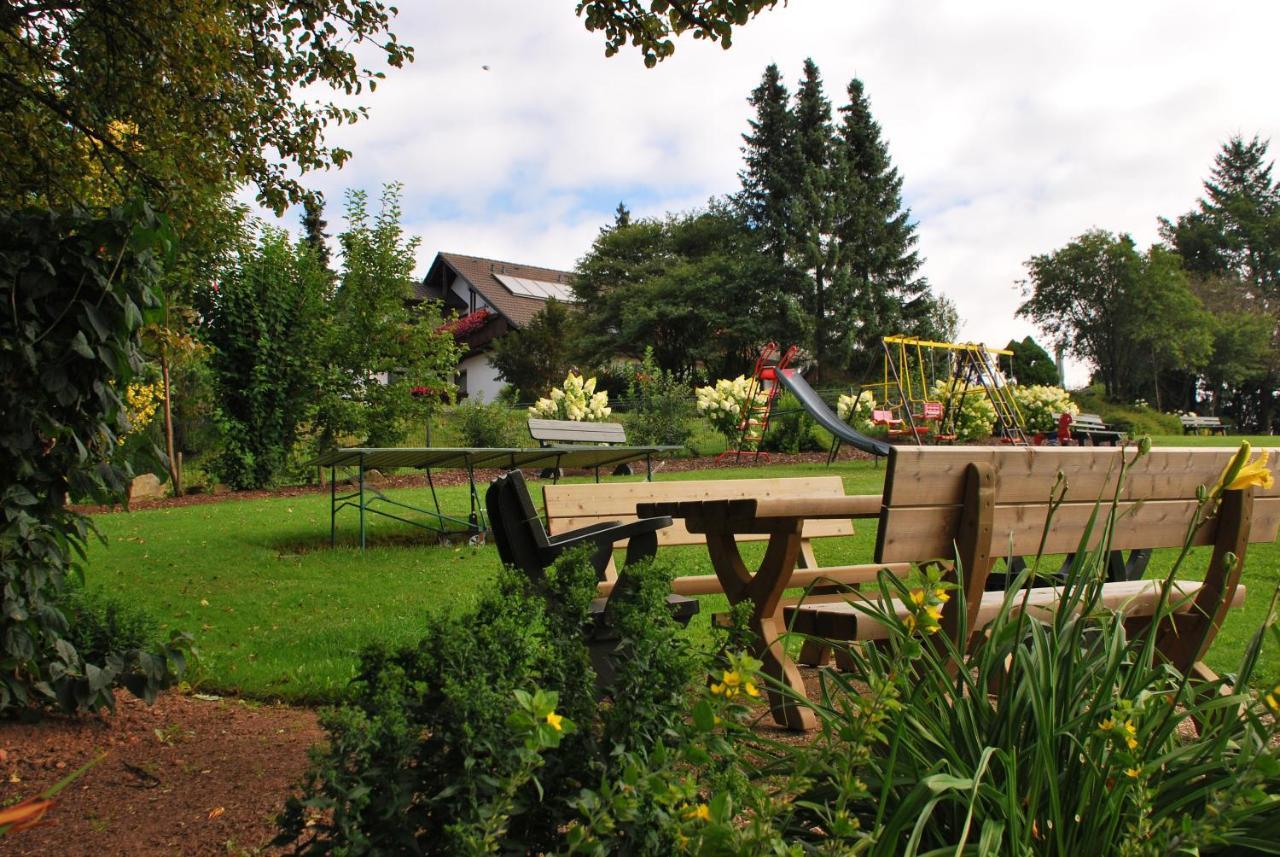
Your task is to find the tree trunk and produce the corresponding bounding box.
[161,352,181,495]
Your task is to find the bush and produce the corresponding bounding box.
[454,398,522,448]
[624,348,694,447]
[1072,385,1184,436]
[761,392,822,452]
[1009,383,1077,433]
[528,370,611,422]
[694,375,767,441]
[930,379,997,440]
[837,389,877,433]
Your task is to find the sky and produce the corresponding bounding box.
[260,0,1280,387]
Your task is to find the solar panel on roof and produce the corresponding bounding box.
[495,273,576,302]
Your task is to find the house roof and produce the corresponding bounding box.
[417,252,575,328]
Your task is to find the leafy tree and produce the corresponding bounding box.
[490,299,577,402]
[1,0,413,214]
[201,228,331,489]
[1002,337,1060,387]
[736,63,794,262]
[573,205,799,380]
[316,184,461,449]
[577,0,782,66]
[1018,230,1211,402]
[1,205,189,713]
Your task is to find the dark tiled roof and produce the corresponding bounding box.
[417,252,575,328]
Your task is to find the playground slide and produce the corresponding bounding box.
[775,368,892,458]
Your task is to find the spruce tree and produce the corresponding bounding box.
[613,201,632,229]
[735,63,795,262]
[833,77,934,368]
[301,192,333,272]
[789,58,844,378]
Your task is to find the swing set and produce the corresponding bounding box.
[862,335,1029,445]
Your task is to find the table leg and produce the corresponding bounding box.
[705,522,816,731]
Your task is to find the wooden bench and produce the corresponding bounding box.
[785,446,1280,680]
[1057,412,1123,445]
[544,477,896,592]
[1181,414,1229,435]
[527,418,679,480]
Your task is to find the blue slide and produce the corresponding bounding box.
[775,368,892,457]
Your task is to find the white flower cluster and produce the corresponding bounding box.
[529,371,611,422]
[695,376,767,439]
[930,380,997,441]
[1009,385,1078,433]
[836,390,877,433]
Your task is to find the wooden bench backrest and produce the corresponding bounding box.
[1182,415,1224,425]
[875,446,1280,563]
[545,476,855,546]
[528,418,628,445]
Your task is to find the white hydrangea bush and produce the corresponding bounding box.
[836,390,877,433]
[929,379,997,441]
[1009,385,1078,433]
[695,376,767,439]
[529,371,611,422]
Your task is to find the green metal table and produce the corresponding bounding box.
[309,445,681,550]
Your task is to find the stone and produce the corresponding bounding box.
[127,473,166,502]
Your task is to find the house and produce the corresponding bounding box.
[416,252,575,402]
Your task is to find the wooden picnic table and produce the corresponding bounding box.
[636,494,882,731]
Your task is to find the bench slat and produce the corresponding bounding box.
[785,579,1247,642]
[883,446,1280,507]
[877,495,1280,562]
[528,418,628,444]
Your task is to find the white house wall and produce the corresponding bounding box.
[459,352,504,403]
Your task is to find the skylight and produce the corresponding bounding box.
[494,273,576,302]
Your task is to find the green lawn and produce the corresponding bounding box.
[83,439,1280,704]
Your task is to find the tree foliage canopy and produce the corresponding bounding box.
[576,0,781,66]
[0,0,412,213]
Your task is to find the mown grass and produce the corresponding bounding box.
[84,438,1280,704]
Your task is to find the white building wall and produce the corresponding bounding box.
[459,352,505,403]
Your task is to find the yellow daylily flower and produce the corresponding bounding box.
[685,803,712,822]
[932,587,951,603]
[925,604,944,623]
[909,589,926,606]
[546,711,563,732]
[1123,721,1137,736]
[1099,718,1115,732]
[1126,736,1138,750]
[903,613,918,633]
[1227,447,1273,491]
[744,680,760,698]
[1125,767,1141,779]
[721,670,741,688]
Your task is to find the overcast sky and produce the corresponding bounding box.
[262,0,1280,386]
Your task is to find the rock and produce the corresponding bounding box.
[127,473,166,502]
[364,468,385,484]
[211,483,230,495]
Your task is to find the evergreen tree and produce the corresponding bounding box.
[735,63,795,262]
[832,77,935,368]
[301,193,333,272]
[789,58,844,378]
[1002,337,1060,387]
[614,201,632,229]
[1161,135,1280,430]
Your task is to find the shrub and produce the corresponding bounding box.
[837,389,877,433]
[930,378,997,440]
[1009,383,1077,433]
[454,398,521,448]
[529,370,611,422]
[694,375,767,441]
[624,348,694,447]
[761,392,822,452]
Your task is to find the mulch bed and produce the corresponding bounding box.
[16,451,872,854]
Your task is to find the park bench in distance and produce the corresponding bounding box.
[784,445,1280,682]
[1181,414,1229,435]
[527,417,682,481]
[1057,412,1123,445]
[543,476,897,590]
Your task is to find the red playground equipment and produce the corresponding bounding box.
[717,343,891,464]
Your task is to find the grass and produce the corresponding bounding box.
[83,437,1280,704]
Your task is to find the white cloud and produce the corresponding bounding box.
[259,0,1280,386]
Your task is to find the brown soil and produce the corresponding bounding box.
[1,693,321,856]
[20,451,872,854]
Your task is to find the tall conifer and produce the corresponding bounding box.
[736,63,795,262]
